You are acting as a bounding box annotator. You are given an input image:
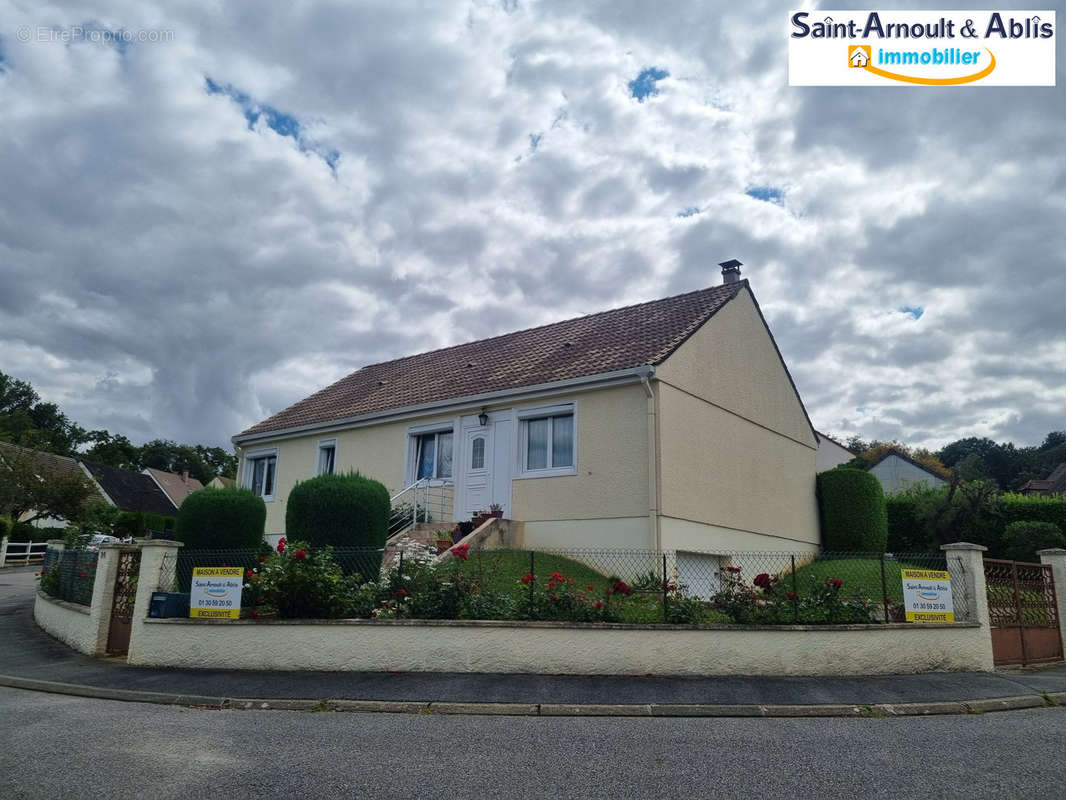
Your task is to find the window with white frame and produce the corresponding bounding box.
[414,430,453,480]
[316,439,336,476]
[518,406,575,476]
[244,450,278,500]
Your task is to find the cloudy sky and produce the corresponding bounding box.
[0,1,1063,451]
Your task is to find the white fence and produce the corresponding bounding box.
[0,537,50,567]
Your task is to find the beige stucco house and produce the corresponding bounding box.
[232,262,821,559]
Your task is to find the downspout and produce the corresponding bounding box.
[639,366,661,551]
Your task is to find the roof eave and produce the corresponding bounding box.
[232,364,656,447]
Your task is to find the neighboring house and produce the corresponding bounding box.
[0,443,108,529]
[815,431,855,472]
[233,261,821,563]
[1020,462,1066,496]
[207,476,235,490]
[866,450,948,495]
[80,460,178,515]
[142,467,204,508]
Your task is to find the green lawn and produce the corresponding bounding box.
[788,557,931,604]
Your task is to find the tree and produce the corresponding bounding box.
[0,445,97,525]
[139,439,212,484]
[0,371,85,455]
[82,431,140,470]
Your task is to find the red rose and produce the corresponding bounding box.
[587,584,595,591]
[276,538,286,554]
[293,549,307,561]
[787,591,797,601]
[725,566,742,573]
[520,573,533,585]
[450,543,470,561]
[667,583,677,592]
[549,571,565,582]
[397,588,408,597]
[547,580,557,589]
[753,573,774,590]
[594,601,603,610]
[259,555,267,564]
[825,577,843,589]
[245,569,254,579]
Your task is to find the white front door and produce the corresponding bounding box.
[458,413,512,519]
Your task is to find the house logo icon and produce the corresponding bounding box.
[849,45,871,68]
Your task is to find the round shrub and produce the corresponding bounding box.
[285,472,390,550]
[1001,520,1066,563]
[175,487,266,549]
[817,468,889,552]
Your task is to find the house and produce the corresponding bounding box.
[207,475,235,490]
[815,431,854,472]
[142,467,204,508]
[0,443,107,529]
[1020,462,1066,496]
[80,460,178,516]
[232,261,820,561]
[866,450,948,495]
[849,47,870,67]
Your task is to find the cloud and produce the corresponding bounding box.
[0,0,1062,455]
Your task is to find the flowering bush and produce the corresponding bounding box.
[710,567,879,624]
[247,539,353,619]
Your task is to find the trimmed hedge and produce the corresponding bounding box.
[175,487,266,549]
[816,469,889,552]
[7,521,38,542]
[285,471,390,551]
[1000,521,1066,563]
[113,510,176,538]
[0,517,10,541]
[885,490,1066,557]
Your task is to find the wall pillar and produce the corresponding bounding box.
[86,543,125,655]
[1037,548,1066,657]
[941,541,993,670]
[127,539,183,664]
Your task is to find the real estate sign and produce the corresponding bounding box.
[190,566,244,619]
[900,568,954,623]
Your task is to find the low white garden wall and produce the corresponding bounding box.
[130,618,991,676]
[33,591,99,656]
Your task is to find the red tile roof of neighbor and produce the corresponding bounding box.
[238,282,747,438]
[1021,462,1066,496]
[144,467,204,507]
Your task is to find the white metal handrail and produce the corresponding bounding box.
[388,478,454,537]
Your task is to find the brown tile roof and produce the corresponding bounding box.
[1021,462,1066,496]
[238,282,746,439]
[144,467,204,508]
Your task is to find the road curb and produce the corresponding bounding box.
[2,672,1063,717]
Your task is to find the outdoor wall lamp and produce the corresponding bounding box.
[478,409,489,426]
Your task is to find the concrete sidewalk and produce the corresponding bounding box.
[4,567,1066,716]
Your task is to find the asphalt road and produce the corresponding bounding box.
[1,686,1064,800]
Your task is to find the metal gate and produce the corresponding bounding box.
[106,549,142,656]
[984,558,1062,666]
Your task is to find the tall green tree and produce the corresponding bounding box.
[0,445,97,524]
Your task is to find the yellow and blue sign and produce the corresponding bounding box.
[190,566,244,619]
[901,568,955,623]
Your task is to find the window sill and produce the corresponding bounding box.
[513,468,578,480]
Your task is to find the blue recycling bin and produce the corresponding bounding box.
[148,591,190,618]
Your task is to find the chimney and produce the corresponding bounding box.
[719,259,742,285]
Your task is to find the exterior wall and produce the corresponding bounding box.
[130,617,989,676]
[239,412,454,536]
[816,433,854,472]
[869,455,947,495]
[239,383,649,539]
[653,288,819,552]
[33,592,97,655]
[520,518,652,550]
[509,384,649,524]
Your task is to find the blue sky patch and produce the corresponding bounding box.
[677,206,701,218]
[205,77,338,172]
[628,67,669,101]
[745,186,784,205]
[900,305,924,320]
